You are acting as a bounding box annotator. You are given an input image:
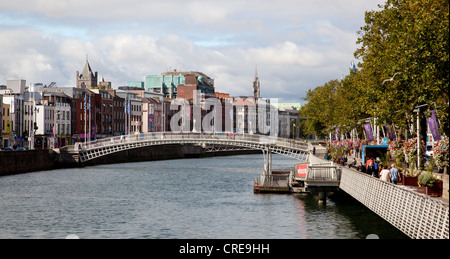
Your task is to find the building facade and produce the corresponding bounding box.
[146,71,215,99]
[1,100,10,148]
[110,90,125,135]
[2,94,24,148]
[0,94,2,148]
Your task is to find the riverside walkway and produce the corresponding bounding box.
[309,154,449,239]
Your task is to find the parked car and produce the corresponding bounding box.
[424,142,434,161]
[425,142,433,156]
[1,147,13,151]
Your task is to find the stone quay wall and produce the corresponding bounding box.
[0,144,206,177]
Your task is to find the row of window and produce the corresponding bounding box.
[45,123,71,135]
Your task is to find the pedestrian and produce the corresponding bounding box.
[341,155,347,166]
[390,164,400,184]
[373,159,380,178]
[358,162,366,173]
[366,157,374,168]
[379,165,391,182]
[348,158,357,168]
[366,158,374,176]
[313,146,316,155]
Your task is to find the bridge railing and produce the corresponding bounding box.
[75,132,309,152]
[306,166,341,181]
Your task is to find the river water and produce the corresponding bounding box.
[0,154,408,239]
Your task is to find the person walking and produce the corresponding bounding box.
[379,165,391,182]
[348,158,357,168]
[366,157,374,176]
[373,159,380,178]
[358,162,366,173]
[390,164,400,184]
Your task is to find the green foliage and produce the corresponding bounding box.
[301,0,449,138]
[356,0,449,130]
[300,80,342,137]
[418,172,440,187]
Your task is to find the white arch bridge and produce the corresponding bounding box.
[66,132,310,174]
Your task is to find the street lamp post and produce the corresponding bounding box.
[414,104,428,170]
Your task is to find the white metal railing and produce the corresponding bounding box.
[339,166,449,239]
[306,166,341,181]
[308,154,448,239]
[74,132,309,152]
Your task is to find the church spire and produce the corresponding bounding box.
[76,55,98,89]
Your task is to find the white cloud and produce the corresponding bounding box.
[0,0,385,102]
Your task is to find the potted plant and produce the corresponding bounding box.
[418,171,443,196]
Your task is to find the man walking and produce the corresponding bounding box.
[390,164,400,184]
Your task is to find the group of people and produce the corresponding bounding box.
[357,157,401,184]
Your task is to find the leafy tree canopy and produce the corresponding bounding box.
[301,0,449,138]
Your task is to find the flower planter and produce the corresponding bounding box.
[401,175,419,186]
[415,181,443,197]
[427,181,443,197]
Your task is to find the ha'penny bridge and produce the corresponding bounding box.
[59,132,448,239]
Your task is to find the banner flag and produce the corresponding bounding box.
[425,110,441,141]
[364,123,374,142]
[384,124,396,141]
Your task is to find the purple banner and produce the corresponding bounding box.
[425,110,441,141]
[335,128,340,141]
[384,124,396,141]
[364,123,374,142]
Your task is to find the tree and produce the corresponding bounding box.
[300,80,340,137]
[300,0,448,152]
[354,0,449,135]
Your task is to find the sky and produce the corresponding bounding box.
[0,0,385,103]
